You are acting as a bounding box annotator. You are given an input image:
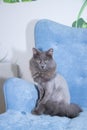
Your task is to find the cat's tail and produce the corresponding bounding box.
[44,100,83,118]
[58,102,83,118]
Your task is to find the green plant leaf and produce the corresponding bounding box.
[72,18,87,28]
[72,0,87,28]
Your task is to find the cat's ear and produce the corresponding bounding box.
[46,48,53,57]
[32,48,41,55]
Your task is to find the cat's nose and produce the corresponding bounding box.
[41,65,45,69]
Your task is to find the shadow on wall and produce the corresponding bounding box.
[26,19,38,51]
[12,19,38,81]
[26,19,39,81]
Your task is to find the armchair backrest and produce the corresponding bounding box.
[34,19,87,108]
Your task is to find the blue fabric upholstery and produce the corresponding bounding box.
[4,78,37,112]
[0,19,87,130]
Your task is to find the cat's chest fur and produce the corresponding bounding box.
[38,74,70,103]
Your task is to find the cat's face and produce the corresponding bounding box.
[32,48,54,71]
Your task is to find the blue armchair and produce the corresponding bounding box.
[0,19,87,130]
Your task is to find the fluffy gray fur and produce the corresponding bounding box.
[30,48,82,118]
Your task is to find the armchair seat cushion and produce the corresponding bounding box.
[0,110,69,130]
[0,110,87,130]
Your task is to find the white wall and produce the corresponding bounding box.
[0,0,86,81]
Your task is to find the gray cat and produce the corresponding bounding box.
[30,48,82,118]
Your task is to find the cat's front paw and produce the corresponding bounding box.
[31,109,41,115]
